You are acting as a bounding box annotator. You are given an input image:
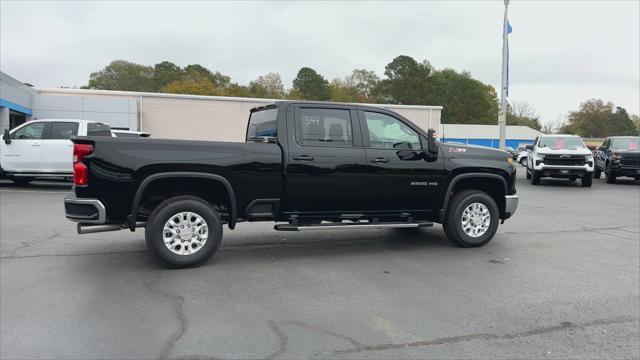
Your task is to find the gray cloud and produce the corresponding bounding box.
[1,0,638,124]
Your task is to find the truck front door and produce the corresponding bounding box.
[357,109,446,213]
[1,121,46,172]
[283,105,370,214]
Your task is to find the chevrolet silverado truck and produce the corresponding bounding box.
[594,136,640,183]
[525,134,594,187]
[64,101,518,268]
[1,119,112,184]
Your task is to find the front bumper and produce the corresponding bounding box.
[532,163,593,178]
[64,192,106,224]
[504,194,518,220]
[609,164,640,178]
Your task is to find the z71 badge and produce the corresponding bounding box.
[448,147,466,153]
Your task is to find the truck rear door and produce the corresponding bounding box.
[41,121,78,173]
[282,104,369,214]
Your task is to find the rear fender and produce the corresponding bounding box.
[128,172,237,230]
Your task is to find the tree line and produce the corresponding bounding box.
[84,57,638,136]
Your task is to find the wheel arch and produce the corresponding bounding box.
[439,173,508,222]
[129,172,237,230]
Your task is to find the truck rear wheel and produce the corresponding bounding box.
[443,190,499,248]
[145,195,222,268]
[11,177,34,186]
[593,167,601,179]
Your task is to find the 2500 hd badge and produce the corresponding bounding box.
[64,101,518,268]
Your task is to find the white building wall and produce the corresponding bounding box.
[32,94,137,129]
[35,89,443,141]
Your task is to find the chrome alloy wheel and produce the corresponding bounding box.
[163,212,209,256]
[461,203,491,238]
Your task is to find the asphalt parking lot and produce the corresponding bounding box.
[1,169,639,359]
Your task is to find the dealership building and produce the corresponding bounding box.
[1,71,540,146]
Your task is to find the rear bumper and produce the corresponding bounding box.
[504,195,518,219]
[64,193,106,224]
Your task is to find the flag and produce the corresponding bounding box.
[505,21,512,96]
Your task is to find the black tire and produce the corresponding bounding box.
[569,177,576,182]
[605,165,616,184]
[519,157,527,166]
[582,175,592,187]
[145,195,223,268]
[593,167,601,179]
[526,168,531,179]
[443,190,499,248]
[531,170,541,185]
[11,177,34,185]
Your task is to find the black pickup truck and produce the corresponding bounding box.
[64,101,518,267]
[593,136,640,183]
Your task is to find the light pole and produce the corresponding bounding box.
[498,0,510,150]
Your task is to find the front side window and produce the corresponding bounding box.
[87,123,112,137]
[297,108,353,147]
[48,122,79,139]
[364,112,421,150]
[247,108,277,141]
[11,122,46,140]
[538,136,585,150]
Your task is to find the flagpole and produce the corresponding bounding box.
[498,0,510,150]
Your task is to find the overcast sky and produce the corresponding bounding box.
[1,0,638,124]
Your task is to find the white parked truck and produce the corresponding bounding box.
[1,119,112,185]
[526,134,594,187]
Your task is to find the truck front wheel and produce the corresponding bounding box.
[443,190,499,248]
[531,170,541,185]
[145,195,223,268]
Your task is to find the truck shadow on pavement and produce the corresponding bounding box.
[0,179,72,191]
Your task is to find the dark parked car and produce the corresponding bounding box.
[594,136,640,183]
[64,101,518,268]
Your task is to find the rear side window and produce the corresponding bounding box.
[48,122,79,139]
[296,108,353,147]
[247,108,277,142]
[87,123,112,137]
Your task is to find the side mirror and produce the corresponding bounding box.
[396,150,423,161]
[427,129,439,154]
[525,144,534,150]
[2,129,11,145]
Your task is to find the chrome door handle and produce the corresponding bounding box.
[293,155,314,161]
[370,157,388,163]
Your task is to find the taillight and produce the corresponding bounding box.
[73,144,94,186]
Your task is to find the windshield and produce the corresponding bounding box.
[538,136,585,150]
[246,108,277,142]
[611,137,639,151]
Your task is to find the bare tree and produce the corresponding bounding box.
[509,100,538,120]
[541,115,568,134]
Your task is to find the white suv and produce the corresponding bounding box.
[1,119,112,185]
[526,134,594,187]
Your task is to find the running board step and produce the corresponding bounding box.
[274,221,433,232]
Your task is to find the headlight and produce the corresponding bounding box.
[611,154,621,161]
[536,154,545,160]
[586,154,594,162]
